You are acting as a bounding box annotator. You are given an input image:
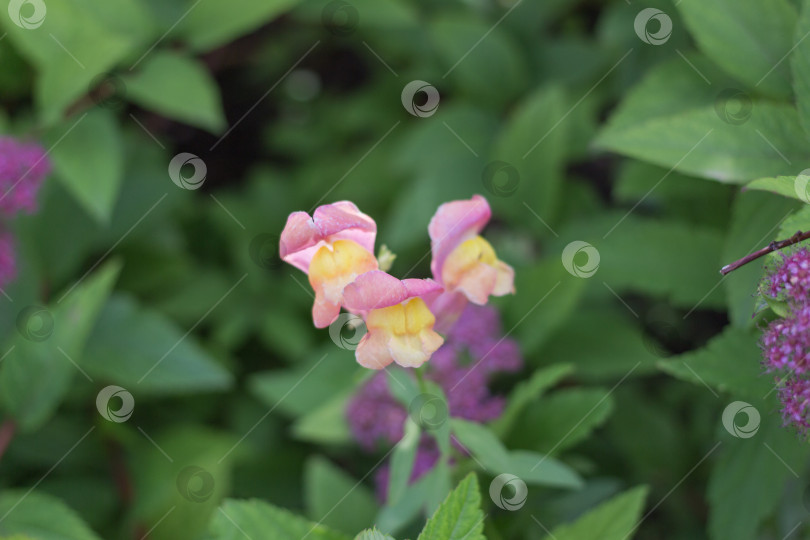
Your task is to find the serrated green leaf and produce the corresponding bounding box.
[354,529,395,540]
[417,473,485,540]
[209,499,352,540]
[658,326,771,399]
[124,52,226,133]
[48,109,124,222]
[597,55,810,182]
[0,491,101,540]
[545,486,649,540]
[676,0,796,98]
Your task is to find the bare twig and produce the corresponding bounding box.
[720,230,810,275]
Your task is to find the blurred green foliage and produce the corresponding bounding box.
[0,0,809,538]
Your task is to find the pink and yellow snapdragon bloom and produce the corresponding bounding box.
[279,195,514,370]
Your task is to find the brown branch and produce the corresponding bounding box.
[0,419,16,462]
[720,230,810,275]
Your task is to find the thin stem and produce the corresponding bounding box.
[720,230,810,275]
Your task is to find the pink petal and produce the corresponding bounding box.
[428,195,491,282]
[313,201,376,253]
[343,271,442,312]
[342,271,408,312]
[279,212,320,273]
[279,201,377,273]
[428,290,469,334]
[312,295,341,329]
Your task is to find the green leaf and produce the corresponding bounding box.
[81,294,233,395]
[552,213,726,309]
[722,190,798,326]
[510,388,615,456]
[746,176,808,201]
[48,109,124,222]
[387,418,421,505]
[658,326,771,399]
[597,56,810,182]
[179,0,302,51]
[490,86,568,226]
[491,364,574,437]
[0,491,101,540]
[292,390,353,445]
[376,470,434,535]
[792,0,810,137]
[209,499,352,540]
[0,0,155,122]
[124,52,226,133]
[417,473,485,540]
[677,0,796,98]
[130,426,236,540]
[545,486,649,540]
[304,456,378,535]
[537,307,660,380]
[0,261,120,431]
[708,406,807,540]
[430,13,528,108]
[451,420,582,489]
[355,529,395,540]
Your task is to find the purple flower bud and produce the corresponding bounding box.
[778,377,810,432]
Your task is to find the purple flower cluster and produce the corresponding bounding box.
[0,137,50,288]
[761,248,810,432]
[345,303,522,500]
